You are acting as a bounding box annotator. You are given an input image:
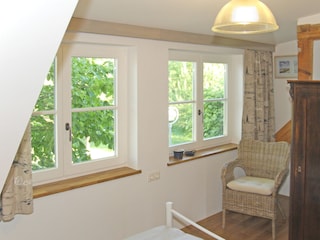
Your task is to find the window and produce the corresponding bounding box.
[168,51,231,151]
[31,43,128,183]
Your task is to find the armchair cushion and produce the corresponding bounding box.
[227,176,274,195]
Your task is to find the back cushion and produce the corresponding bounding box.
[238,139,290,178]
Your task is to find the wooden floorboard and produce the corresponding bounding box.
[182,196,289,240]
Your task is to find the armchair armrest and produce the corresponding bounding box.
[221,159,245,188]
[273,168,289,195]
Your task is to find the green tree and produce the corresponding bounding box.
[31,63,55,170]
[168,61,226,145]
[168,61,194,144]
[202,63,225,139]
[31,57,115,170]
[70,57,115,163]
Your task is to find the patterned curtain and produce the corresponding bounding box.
[0,123,33,222]
[242,49,275,141]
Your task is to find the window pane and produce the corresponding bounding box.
[203,63,226,100]
[168,60,195,147]
[169,103,193,146]
[34,62,55,111]
[71,56,117,164]
[32,61,56,171]
[168,61,194,102]
[72,57,115,108]
[31,114,56,170]
[203,62,226,140]
[203,101,225,139]
[71,110,115,164]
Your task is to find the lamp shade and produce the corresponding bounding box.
[212,0,279,34]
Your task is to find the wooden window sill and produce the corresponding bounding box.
[33,167,141,198]
[33,144,237,198]
[168,143,238,166]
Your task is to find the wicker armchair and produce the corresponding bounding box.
[221,139,290,240]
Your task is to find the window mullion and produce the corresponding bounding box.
[196,60,204,146]
[60,45,73,173]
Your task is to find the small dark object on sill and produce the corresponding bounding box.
[173,150,184,159]
[185,150,196,156]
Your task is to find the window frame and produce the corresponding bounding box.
[168,50,233,152]
[32,43,129,184]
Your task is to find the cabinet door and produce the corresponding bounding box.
[290,84,320,240]
[289,86,306,240]
[303,95,320,239]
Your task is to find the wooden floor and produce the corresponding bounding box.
[182,196,289,240]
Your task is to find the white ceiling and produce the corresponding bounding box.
[73,0,320,45]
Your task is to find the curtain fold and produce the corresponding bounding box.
[242,49,275,141]
[0,123,33,222]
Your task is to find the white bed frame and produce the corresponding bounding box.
[126,201,225,240]
[166,202,225,240]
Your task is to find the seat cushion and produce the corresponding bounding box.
[227,176,274,195]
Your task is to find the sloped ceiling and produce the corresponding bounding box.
[0,0,78,190]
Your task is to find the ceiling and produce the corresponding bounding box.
[73,0,320,45]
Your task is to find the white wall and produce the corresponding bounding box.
[1,151,237,240]
[273,40,298,196]
[0,31,242,240]
[274,40,298,132]
[0,0,78,190]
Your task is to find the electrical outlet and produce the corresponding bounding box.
[148,171,160,182]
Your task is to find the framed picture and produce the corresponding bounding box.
[274,55,298,78]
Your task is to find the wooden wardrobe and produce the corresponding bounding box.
[288,80,320,240]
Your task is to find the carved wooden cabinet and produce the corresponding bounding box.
[288,80,320,240]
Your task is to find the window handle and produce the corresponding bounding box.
[198,109,204,124]
[65,123,72,142]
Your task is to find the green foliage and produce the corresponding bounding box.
[168,61,194,145]
[168,61,226,145]
[202,63,225,139]
[31,57,116,170]
[31,115,55,170]
[71,57,115,108]
[203,101,224,139]
[70,57,115,163]
[31,63,56,170]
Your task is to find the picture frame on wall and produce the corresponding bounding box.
[274,55,298,78]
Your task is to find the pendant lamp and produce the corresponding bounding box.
[212,0,279,34]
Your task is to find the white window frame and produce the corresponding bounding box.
[33,42,129,184]
[169,50,233,152]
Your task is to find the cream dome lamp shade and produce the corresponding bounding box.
[211,0,279,34]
